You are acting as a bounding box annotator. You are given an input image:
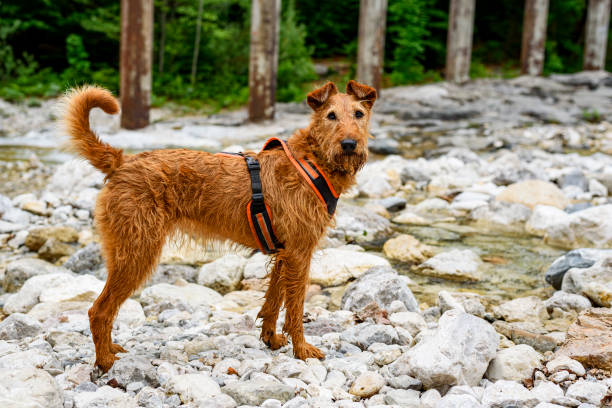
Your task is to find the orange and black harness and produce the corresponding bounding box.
[216,137,338,254]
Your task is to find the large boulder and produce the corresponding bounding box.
[387,310,498,389]
[341,266,418,312]
[561,256,612,307]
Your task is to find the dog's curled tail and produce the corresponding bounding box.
[62,85,123,176]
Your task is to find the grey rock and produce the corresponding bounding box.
[107,355,159,388]
[341,266,418,312]
[0,312,42,340]
[545,249,612,290]
[63,243,103,274]
[136,386,165,408]
[544,291,592,313]
[383,389,420,407]
[377,196,407,212]
[388,310,497,389]
[222,379,295,406]
[560,169,588,191]
[340,323,399,349]
[369,138,401,155]
[331,203,392,243]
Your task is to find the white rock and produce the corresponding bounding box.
[388,311,427,337]
[436,394,482,408]
[2,258,68,292]
[388,310,498,388]
[481,380,539,408]
[415,249,482,282]
[348,371,385,398]
[496,180,569,209]
[565,379,608,405]
[140,282,222,310]
[73,385,137,408]
[198,254,246,294]
[485,344,543,381]
[493,296,549,322]
[438,290,486,317]
[420,389,442,408]
[45,160,103,200]
[0,366,63,408]
[526,205,570,237]
[166,373,223,405]
[545,355,585,377]
[331,203,392,242]
[384,388,420,407]
[3,273,104,314]
[310,247,390,287]
[0,313,42,340]
[588,179,607,197]
[243,252,270,279]
[531,381,563,403]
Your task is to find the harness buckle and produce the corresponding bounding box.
[252,192,264,203]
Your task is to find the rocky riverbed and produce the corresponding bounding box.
[1,72,612,407]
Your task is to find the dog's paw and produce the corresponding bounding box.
[261,330,288,350]
[110,343,127,354]
[94,353,120,373]
[293,342,325,360]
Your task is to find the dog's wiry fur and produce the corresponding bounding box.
[62,81,377,372]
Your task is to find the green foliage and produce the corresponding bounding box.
[386,0,432,84]
[582,109,602,123]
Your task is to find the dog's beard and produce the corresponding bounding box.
[332,152,367,175]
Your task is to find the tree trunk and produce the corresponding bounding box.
[520,0,549,75]
[120,0,154,129]
[584,0,611,70]
[445,0,475,83]
[248,0,281,122]
[357,0,388,93]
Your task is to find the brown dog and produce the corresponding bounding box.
[62,80,377,372]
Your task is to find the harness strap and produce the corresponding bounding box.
[262,138,338,216]
[215,151,282,254]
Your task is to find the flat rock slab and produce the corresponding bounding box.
[555,308,612,371]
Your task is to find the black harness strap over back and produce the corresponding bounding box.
[215,151,282,254]
[216,138,338,254]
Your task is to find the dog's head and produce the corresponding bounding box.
[306,80,377,174]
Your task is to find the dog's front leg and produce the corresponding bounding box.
[280,251,324,360]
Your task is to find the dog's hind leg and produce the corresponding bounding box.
[89,208,168,372]
[257,259,288,350]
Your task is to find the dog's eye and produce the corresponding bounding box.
[355,110,364,119]
[327,112,336,120]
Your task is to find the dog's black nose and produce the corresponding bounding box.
[341,139,357,153]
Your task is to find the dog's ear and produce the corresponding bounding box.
[307,82,338,110]
[346,80,377,109]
